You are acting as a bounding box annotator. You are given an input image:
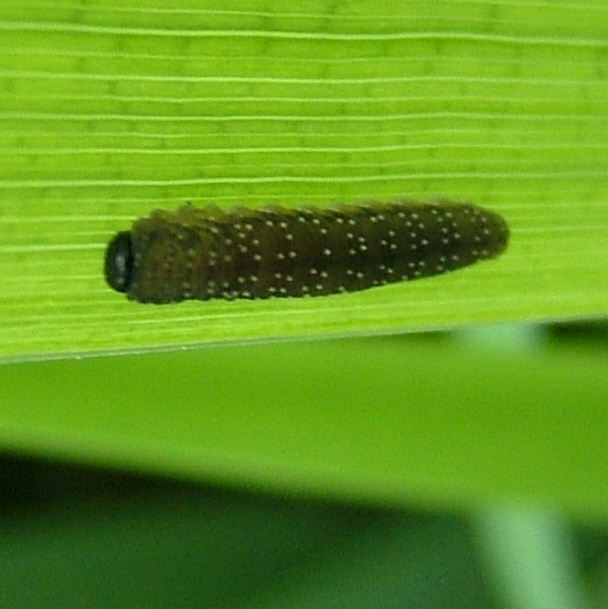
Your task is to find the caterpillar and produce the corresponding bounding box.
[104,199,509,304]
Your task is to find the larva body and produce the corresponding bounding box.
[104,199,509,304]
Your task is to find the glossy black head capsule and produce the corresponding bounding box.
[104,231,133,293]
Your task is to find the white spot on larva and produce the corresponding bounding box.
[380,239,387,246]
[301,285,309,292]
[253,253,262,262]
[224,238,233,245]
[315,283,323,290]
[239,245,248,253]
[453,232,461,240]
[274,272,282,279]
[245,223,254,231]
[265,220,274,227]
[286,274,294,282]
[347,232,354,239]
[277,252,285,260]
[386,267,394,274]
[237,276,245,284]
[410,232,417,238]
[298,216,306,223]
[286,233,294,240]
[389,244,397,251]
[451,255,459,261]
[280,221,288,229]
[410,244,418,251]
[238,232,246,239]
[250,275,258,282]
[320,271,329,278]
[323,248,332,256]
[348,219,356,226]
[336,217,344,224]
[187,248,196,257]
[356,271,364,279]
[313,218,321,225]
[288,251,297,259]
[223,255,232,262]
[388,230,396,237]
[320,228,328,235]
[411,213,419,219]
[421,238,429,246]
[359,245,368,252]
[279,287,287,294]
[252,239,260,246]
[309,268,318,275]
[349,248,356,255]
[346,269,354,275]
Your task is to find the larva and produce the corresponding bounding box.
[104,199,509,304]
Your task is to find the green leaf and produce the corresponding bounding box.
[2,334,608,522]
[1,1,607,360]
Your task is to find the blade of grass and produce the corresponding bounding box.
[1,334,607,522]
[0,1,607,360]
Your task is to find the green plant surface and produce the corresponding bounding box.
[1,334,607,523]
[1,1,607,360]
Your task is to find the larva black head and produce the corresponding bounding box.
[104,231,133,293]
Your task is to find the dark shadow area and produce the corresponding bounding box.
[0,453,494,609]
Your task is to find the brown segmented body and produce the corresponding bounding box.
[104,199,509,304]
